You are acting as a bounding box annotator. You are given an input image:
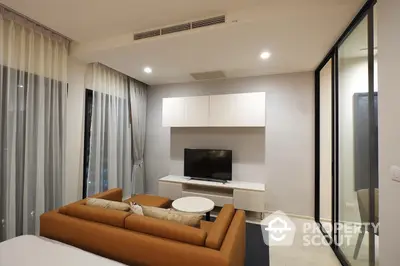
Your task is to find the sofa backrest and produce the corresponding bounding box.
[59,204,131,228]
[125,214,207,246]
[205,204,235,249]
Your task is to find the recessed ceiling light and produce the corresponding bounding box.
[17,84,24,88]
[144,67,152,74]
[260,52,271,60]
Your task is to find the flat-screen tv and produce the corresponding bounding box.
[184,148,232,182]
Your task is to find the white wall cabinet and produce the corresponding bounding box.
[158,181,182,200]
[209,92,265,127]
[184,96,209,127]
[233,189,265,212]
[162,92,265,127]
[162,97,185,127]
[162,96,209,127]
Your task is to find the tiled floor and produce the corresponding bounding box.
[269,217,341,266]
[248,214,342,266]
[246,214,381,266]
[213,210,379,266]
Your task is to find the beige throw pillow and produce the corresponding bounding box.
[86,198,130,211]
[142,206,202,227]
[129,202,144,215]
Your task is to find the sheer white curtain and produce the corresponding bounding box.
[85,63,132,198]
[0,11,68,241]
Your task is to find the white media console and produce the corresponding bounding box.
[158,175,266,215]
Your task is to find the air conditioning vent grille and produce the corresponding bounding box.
[134,29,160,40]
[133,15,225,41]
[161,23,191,35]
[192,15,226,29]
[190,71,226,81]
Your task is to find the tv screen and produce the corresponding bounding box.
[184,148,232,182]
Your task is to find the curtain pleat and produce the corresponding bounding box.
[129,79,147,195]
[85,63,132,198]
[0,14,68,241]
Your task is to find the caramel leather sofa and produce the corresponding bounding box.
[40,188,246,266]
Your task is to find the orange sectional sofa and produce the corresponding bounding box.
[40,188,246,266]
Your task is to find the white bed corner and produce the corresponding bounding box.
[0,235,126,266]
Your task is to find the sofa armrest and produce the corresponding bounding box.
[205,204,235,249]
[93,188,123,202]
[220,210,246,266]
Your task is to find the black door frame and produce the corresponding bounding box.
[314,1,377,265]
[82,89,93,199]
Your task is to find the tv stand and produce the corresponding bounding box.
[158,175,266,215]
[189,177,228,184]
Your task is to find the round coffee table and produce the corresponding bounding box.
[172,196,215,221]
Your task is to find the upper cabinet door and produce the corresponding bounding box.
[162,92,265,127]
[184,96,209,127]
[162,96,210,127]
[209,92,266,127]
[162,97,185,127]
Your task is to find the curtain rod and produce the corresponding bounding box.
[0,3,73,43]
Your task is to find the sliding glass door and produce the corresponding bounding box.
[315,1,378,265]
[338,14,374,266]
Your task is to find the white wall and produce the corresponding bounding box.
[320,60,332,221]
[65,56,86,204]
[378,1,400,265]
[146,72,315,217]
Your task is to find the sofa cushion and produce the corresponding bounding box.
[87,198,130,211]
[125,214,207,246]
[60,204,131,228]
[200,220,214,234]
[142,206,202,227]
[205,204,235,249]
[124,194,170,208]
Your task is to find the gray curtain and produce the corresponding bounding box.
[128,79,147,195]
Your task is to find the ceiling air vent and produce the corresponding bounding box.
[192,15,226,29]
[133,15,225,41]
[134,29,161,40]
[161,23,191,35]
[190,71,226,81]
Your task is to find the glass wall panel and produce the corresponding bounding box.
[373,5,379,265]
[338,15,376,266]
[315,2,378,266]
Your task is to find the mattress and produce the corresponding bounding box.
[0,235,126,266]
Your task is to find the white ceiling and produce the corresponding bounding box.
[1,0,366,85]
[0,0,267,42]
